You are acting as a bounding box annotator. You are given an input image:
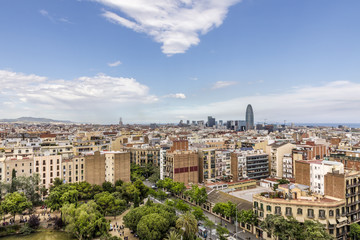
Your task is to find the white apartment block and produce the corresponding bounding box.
[309,160,344,195]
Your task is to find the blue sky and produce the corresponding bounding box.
[0,0,360,124]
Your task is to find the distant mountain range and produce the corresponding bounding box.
[0,117,72,123]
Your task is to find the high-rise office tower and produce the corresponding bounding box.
[207,116,216,127]
[245,104,254,130]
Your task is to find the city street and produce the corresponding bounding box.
[148,193,258,240]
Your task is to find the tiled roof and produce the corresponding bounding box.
[207,190,252,211]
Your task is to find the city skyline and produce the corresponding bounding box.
[1,0,360,124]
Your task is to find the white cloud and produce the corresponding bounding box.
[165,81,360,123]
[96,0,241,55]
[0,70,158,113]
[190,77,198,81]
[108,60,122,67]
[212,81,237,89]
[39,9,71,24]
[39,9,49,17]
[164,93,186,99]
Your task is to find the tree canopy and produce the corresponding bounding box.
[61,201,108,240]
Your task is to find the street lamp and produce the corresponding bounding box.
[234,202,241,239]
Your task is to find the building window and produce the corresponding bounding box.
[336,209,340,218]
[319,210,325,218]
[43,173,46,178]
[36,161,39,166]
[57,166,59,170]
[329,210,334,216]
[286,207,292,216]
[254,202,258,208]
[57,159,59,164]
[266,205,271,212]
[43,179,45,184]
[307,209,314,218]
[50,172,53,177]
[297,208,302,215]
[36,167,39,172]
[43,167,45,171]
[275,207,281,215]
[50,160,53,164]
[43,160,46,165]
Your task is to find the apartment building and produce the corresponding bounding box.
[267,142,295,178]
[85,151,130,186]
[124,147,160,166]
[4,156,33,182]
[62,156,85,184]
[254,184,347,239]
[198,148,216,182]
[34,155,62,189]
[215,150,231,178]
[325,170,360,234]
[293,141,329,161]
[330,150,360,170]
[282,154,293,178]
[295,160,344,195]
[231,150,269,181]
[164,151,199,185]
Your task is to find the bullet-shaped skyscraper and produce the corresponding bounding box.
[245,104,254,130]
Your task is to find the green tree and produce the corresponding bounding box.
[212,202,228,224]
[260,214,332,240]
[175,200,191,213]
[137,213,170,240]
[102,181,115,193]
[171,182,186,195]
[216,225,229,240]
[192,206,206,221]
[53,178,63,188]
[302,220,333,240]
[148,167,160,183]
[94,192,127,216]
[123,203,177,232]
[277,179,290,184]
[237,209,257,225]
[61,201,108,240]
[185,185,207,205]
[60,189,79,205]
[176,211,198,240]
[164,230,182,240]
[10,169,17,193]
[12,174,42,205]
[133,178,149,200]
[350,223,360,240]
[2,192,32,220]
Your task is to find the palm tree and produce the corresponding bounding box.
[176,212,198,240]
[164,230,182,240]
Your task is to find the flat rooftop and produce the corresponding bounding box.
[228,186,272,202]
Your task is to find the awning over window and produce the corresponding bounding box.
[337,217,348,223]
[328,218,337,225]
[318,219,327,225]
